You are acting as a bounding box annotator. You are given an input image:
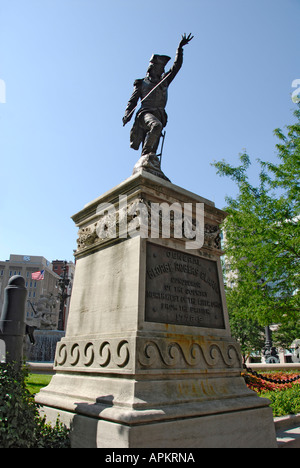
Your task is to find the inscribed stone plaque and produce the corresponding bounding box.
[145,243,225,329]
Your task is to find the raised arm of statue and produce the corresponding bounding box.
[165,33,194,86]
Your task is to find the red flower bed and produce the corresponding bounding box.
[243,372,300,393]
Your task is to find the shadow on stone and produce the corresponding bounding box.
[70,395,115,448]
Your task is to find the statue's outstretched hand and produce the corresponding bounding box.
[179,33,194,48]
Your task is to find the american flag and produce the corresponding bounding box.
[31,270,45,280]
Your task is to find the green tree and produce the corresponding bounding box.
[226,290,265,363]
[213,108,300,336]
[272,320,300,351]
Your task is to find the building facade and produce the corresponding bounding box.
[0,254,61,329]
[51,260,75,329]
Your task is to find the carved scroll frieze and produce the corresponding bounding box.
[54,338,132,372]
[137,337,242,371]
[54,335,241,374]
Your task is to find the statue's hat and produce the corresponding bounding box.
[149,54,171,67]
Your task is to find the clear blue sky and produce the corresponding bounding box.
[0,0,299,262]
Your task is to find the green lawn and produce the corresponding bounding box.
[25,373,52,394]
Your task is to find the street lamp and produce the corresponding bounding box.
[57,261,71,331]
[263,325,280,364]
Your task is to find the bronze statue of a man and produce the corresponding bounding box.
[123,33,193,159]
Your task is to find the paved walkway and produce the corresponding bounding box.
[275,414,300,448]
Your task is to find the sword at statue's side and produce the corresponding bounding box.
[123,71,172,124]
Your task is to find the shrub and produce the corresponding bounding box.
[243,371,300,417]
[262,385,300,417]
[0,362,70,448]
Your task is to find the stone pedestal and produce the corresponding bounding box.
[36,171,277,448]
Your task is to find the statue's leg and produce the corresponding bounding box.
[140,113,163,156]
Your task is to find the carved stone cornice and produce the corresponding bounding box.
[75,200,223,255]
[72,172,226,258]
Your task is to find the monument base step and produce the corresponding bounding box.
[38,392,277,448]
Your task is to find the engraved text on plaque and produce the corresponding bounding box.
[145,243,225,329]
